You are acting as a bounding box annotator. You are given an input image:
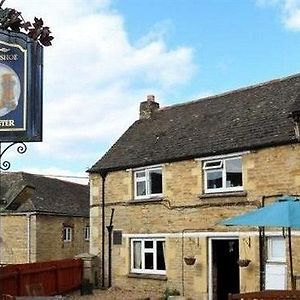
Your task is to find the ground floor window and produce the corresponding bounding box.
[131,238,166,275]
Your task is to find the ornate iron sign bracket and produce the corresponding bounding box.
[0,141,27,170]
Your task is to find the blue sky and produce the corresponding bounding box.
[4,0,300,184]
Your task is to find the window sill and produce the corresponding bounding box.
[129,197,164,204]
[128,273,167,281]
[199,191,247,199]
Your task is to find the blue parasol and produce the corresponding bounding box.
[222,195,300,290]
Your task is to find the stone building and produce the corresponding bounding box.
[89,74,300,300]
[0,172,89,264]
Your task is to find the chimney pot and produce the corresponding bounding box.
[139,95,159,119]
[147,95,155,103]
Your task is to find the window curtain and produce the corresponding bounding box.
[133,241,142,269]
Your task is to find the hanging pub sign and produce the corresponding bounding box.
[0,29,43,142]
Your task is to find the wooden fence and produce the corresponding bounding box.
[228,290,300,300]
[0,258,83,296]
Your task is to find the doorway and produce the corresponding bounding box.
[211,239,240,300]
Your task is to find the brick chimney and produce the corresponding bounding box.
[139,95,159,119]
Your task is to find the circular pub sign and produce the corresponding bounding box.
[0,63,21,117]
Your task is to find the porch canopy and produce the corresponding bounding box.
[221,195,300,290]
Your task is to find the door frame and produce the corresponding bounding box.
[208,236,239,300]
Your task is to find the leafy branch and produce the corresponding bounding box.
[0,0,53,46]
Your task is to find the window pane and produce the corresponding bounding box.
[145,241,153,248]
[207,171,222,189]
[137,181,146,196]
[145,252,154,269]
[157,241,166,270]
[149,169,162,194]
[226,158,242,187]
[133,241,142,269]
[85,227,90,240]
[204,160,222,169]
[268,237,286,261]
[136,171,145,178]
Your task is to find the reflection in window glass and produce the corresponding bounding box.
[207,171,222,189]
[226,158,242,188]
[137,181,146,196]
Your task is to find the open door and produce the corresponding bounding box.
[211,239,240,300]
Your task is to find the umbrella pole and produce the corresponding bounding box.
[288,228,295,290]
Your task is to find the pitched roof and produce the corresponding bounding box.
[90,73,300,173]
[0,172,89,217]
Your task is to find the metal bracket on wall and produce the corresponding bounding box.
[0,142,27,171]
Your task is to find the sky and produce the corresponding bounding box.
[3,0,300,184]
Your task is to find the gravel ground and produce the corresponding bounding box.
[66,287,163,300]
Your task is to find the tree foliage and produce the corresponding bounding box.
[0,0,53,46]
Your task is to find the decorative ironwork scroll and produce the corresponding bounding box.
[0,141,27,170]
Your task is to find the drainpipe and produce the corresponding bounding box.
[106,208,115,288]
[259,196,265,291]
[27,212,35,263]
[100,170,107,288]
[0,212,2,265]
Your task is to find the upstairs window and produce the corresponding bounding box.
[134,167,162,199]
[203,156,243,193]
[63,226,72,242]
[84,226,90,241]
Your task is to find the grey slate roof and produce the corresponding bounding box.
[90,73,300,173]
[0,172,89,217]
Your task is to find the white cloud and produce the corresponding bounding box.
[282,0,300,30]
[257,0,300,31]
[6,0,196,161]
[2,0,197,181]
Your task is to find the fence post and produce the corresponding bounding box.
[16,268,21,296]
[54,266,59,294]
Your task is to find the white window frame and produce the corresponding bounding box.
[267,236,286,263]
[84,226,90,241]
[265,236,287,290]
[130,238,166,275]
[63,226,72,242]
[203,156,243,193]
[134,166,163,199]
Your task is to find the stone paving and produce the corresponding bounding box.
[67,287,162,300]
